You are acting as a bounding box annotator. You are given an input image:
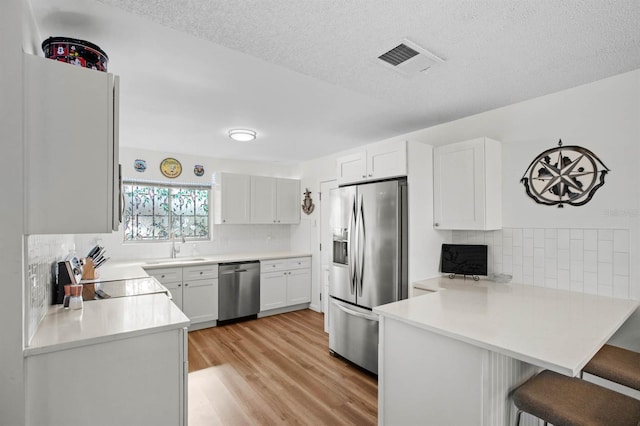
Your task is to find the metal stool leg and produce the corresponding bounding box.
[515,409,522,426]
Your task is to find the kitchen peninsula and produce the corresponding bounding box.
[374,277,639,426]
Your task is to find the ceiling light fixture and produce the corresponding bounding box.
[228,129,257,142]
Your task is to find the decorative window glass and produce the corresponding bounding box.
[123,181,210,241]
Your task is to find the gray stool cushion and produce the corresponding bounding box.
[584,344,640,391]
[512,370,640,426]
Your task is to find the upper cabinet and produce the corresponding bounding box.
[214,173,301,225]
[24,54,121,234]
[336,140,407,185]
[213,173,251,224]
[251,177,300,224]
[433,137,502,230]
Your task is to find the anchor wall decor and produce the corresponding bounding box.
[301,188,315,215]
[520,139,609,208]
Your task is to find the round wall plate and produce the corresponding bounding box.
[160,157,182,178]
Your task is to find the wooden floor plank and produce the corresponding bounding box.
[188,309,377,425]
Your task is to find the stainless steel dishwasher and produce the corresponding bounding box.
[218,261,260,322]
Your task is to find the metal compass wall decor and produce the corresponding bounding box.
[520,140,609,208]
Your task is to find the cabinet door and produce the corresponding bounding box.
[433,139,486,230]
[260,272,287,311]
[276,178,301,224]
[183,278,218,323]
[163,281,183,310]
[250,176,277,223]
[215,173,251,224]
[367,141,407,181]
[336,151,367,185]
[286,268,311,305]
[25,53,119,234]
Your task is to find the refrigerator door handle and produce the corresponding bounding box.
[348,196,357,295]
[332,299,379,322]
[357,194,366,297]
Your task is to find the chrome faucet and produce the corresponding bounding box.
[170,232,186,258]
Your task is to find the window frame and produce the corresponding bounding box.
[122,179,211,243]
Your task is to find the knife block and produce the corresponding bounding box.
[81,258,98,280]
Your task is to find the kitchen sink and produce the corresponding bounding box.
[145,257,207,265]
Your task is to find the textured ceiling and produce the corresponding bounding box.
[28,0,640,164]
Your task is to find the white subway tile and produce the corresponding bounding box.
[512,265,523,284]
[597,285,613,297]
[613,275,630,299]
[534,248,545,268]
[503,228,513,238]
[597,240,613,263]
[523,238,534,257]
[534,267,545,287]
[545,278,558,289]
[597,263,613,286]
[545,229,557,238]
[584,272,598,295]
[583,251,598,273]
[557,229,570,250]
[614,230,630,253]
[557,249,570,270]
[570,239,584,260]
[534,229,545,248]
[570,229,583,240]
[571,261,584,281]
[523,228,534,238]
[485,231,495,246]
[502,258,513,274]
[494,246,503,263]
[584,230,598,250]
[571,281,584,293]
[503,238,513,255]
[598,229,614,241]
[513,229,523,247]
[524,275,534,285]
[513,246,523,265]
[557,270,570,290]
[613,252,629,277]
[523,257,534,276]
[545,259,557,278]
[544,239,557,259]
[494,230,503,246]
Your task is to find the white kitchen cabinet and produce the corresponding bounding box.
[260,257,311,314]
[336,140,407,185]
[433,137,502,230]
[251,176,301,224]
[24,53,121,234]
[213,172,251,224]
[147,265,218,326]
[26,326,187,426]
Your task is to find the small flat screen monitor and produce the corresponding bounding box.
[440,244,488,277]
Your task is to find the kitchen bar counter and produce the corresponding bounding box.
[25,293,189,356]
[374,276,639,425]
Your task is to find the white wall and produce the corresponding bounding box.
[1,1,25,423]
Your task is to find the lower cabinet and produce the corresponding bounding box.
[26,327,187,426]
[147,265,218,325]
[260,257,311,313]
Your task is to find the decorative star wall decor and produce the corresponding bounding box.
[520,140,609,208]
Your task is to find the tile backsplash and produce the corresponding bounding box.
[452,228,630,298]
[26,234,75,343]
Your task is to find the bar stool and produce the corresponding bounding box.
[512,370,640,426]
[583,344,640,391]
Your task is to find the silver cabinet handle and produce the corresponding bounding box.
[434,223,439,227]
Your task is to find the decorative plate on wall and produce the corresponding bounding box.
[160,157,182,178]
[133,159,146,172]
[520,140,609,208]
[194,164,205,177]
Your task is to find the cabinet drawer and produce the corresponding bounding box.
[183,265,218,281]
[261,259,288,272]
[286,257,311,270]
[146,267,183,284]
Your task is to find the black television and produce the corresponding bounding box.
[440,244,488,278]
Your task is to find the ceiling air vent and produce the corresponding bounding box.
[377,38,445,76]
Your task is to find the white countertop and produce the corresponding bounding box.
[82,251,311,283]
[375,276,639,376]
[26,293,190,356]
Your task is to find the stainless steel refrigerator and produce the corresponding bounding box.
[329,178,407,374]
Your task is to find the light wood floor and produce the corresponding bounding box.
[188,309,377,425]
